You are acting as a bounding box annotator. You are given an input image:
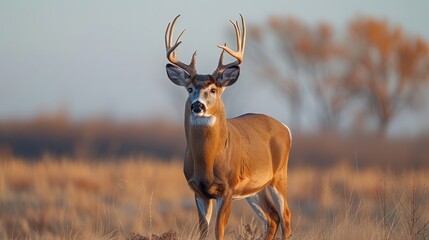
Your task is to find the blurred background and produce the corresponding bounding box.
[1,0,428,163]
[1,1,429,239]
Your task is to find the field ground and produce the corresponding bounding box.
[1,156,429,240]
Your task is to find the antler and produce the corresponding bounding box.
[214,14,246,75]
[165,15,197,77]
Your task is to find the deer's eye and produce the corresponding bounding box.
[187,88,193,93]
[210,88,216,94]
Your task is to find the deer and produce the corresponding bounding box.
[164,14,292,240]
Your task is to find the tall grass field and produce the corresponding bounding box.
[1,156,428,239]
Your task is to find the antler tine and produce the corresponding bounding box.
[165,15,180,51]
[217,43,226,68]
[165,15,197,76]
[164,22,170,51]
[240,14,246,53]
[214,14,246,75]
[230,20,241,51]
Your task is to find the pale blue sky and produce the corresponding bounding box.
[1,0,428,126]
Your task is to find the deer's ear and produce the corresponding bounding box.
[217,66,240,87]
[166,64,191,86]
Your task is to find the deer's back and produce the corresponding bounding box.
[227,113,291,172]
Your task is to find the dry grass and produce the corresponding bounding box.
[0,156,195,240]
[1,157,428,240]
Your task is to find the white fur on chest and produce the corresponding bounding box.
[190,115,217,126]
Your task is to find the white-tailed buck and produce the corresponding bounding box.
[165,14,292,240]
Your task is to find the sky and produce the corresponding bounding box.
[1,0,428,128]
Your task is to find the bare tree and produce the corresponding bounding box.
[343,17,429,133]
[248,16,429,135]
[248,17,347,131]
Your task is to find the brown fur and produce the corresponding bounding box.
[183,97,291,240]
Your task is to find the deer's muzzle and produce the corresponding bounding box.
[191,101,206,114]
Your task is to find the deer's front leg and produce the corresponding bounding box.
[195,194,213,240]
[215,190,233,240]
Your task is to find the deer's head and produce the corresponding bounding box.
[165,15,246,119]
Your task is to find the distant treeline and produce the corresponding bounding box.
[0,116,428,169]
[0,116,184,160]
[292,132,429,169]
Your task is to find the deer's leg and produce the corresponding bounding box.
[268,181,291,239]
[246,189,280,240]
[195,195,213,239]
[215,191,233,240]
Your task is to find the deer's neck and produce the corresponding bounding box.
[185,106,228,182]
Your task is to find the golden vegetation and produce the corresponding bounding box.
[1,156,428,240]
[0,156,193,240]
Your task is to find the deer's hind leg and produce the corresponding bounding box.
[268,177,291,239]
[246,189,281,240]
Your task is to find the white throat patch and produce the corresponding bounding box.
[190,115,217,126]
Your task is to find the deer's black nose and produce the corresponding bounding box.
[191,101,206,113]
